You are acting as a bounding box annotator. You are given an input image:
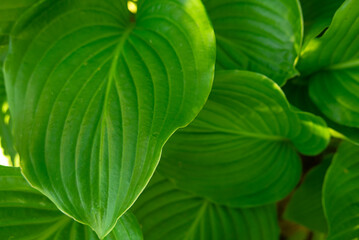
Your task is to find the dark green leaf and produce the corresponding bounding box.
[298,0,359,128]
[203,0,302,85]
[323,142,359,240]
[283,80,359,144]
[0,0,39,45]
[133,172,279,240]
[4,0,215,237]
[0,165,143,240]
[300,0,344,46]
[159,70,330,207]
[284,157,331,233]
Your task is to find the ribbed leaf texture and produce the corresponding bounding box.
[0,166,143,240]
[299,0,359,128]
[133,173,279,240]
[158,70,330,207]
[202,0,302,85]
[3,0,215,237]
[323,142,359,240]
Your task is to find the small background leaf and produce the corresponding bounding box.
[284,156,331,233]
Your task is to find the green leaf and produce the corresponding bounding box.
[300,0,344,47]
[0,165,143,240]
[323,142,359,240]
[283,80,359,144]
[284,157,331,233]
[4,0,215,237]
[298,0,359,128]
[202,0,303,85]
[0,0,39,45]
[133,172,279,240]
[159,70,330,207]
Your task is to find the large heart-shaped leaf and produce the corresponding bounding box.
[133,172,279,240]
[298,0,359,128]
[4,0,215,237]
[158,70,330,207]
[0,166,143,240]
[284,156,331,233]
[202,0,302,85]
[300,0,344,46]
[323,142,359,240]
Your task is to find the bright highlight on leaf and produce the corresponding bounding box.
[4,0,215,237]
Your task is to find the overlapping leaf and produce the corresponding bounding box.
[133,172,279,240]
[0,166,143,240]
[299,0,359,128]
[159,70,330,207]
[284,81,359,144]
[202,0,302,85]
[285,157,331,233]
[323,142,359,240]
[4,0,215,237]
[0,0,38,45]
[300,0,344,46]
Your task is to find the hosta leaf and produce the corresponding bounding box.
[202,0,302,85]
[0,166,143,240]
[284,157,331,233]
[284,81,359,144]
[159,70,330,207]
[0,0,39,45]
[0,46,16,164]
[323,142,359,240]
[4,0,215,237]
[299,0,359,128]
[300,0,344,46]
[133,172,279,240]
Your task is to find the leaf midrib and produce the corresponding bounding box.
[97,23,135,227]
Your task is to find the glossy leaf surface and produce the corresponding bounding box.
[4,0,215,237]
[323,142,359,240]
[0,166,143,240]
[299,0,359,128]
[285,157,330,233]
[133,173,279,240]
[159,70,330,207]
[203,0,302,85]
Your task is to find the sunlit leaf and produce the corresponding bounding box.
[159,70,330,207]
[133,172,279,240]
[0,165,143,240]
[323,142,359,240]
[299,0,359,128]
[4,0,215,237]
[202,0,302,85]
